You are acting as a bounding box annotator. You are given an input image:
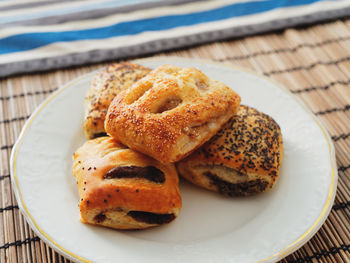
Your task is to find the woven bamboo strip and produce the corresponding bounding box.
[330,210,350,244]
[20,213,30,263]
[13,209,22,263]
[225,36,311,262]
[336,180,350,211]
[285,29,349,92]
[311,25,350,78]
[281,36,342,110]
[0,79,7,263]
[282,32,350,150]
[2,82,22,263]
[322,220,345,260]
[327,215,348,253]
[307,28,350,105]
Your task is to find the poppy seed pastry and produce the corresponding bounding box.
[84,62,151,139]
[105,64,241,163]
[176,105,283,196]
[72,137,182,229]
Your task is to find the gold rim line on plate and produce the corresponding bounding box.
[260,114,336,262]
[11,57,337,263]
[11,75,92,263]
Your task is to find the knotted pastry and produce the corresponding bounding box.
[176,105,283,196]
[84,62,151,139]
[72,137,182,229]
[105,64,241,163]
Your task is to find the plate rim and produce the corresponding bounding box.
[10,56,338,263]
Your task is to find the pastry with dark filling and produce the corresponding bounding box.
[105,64,241,163]
[72,136,181,229]
[176,105,283,196]
[84,62,151,139]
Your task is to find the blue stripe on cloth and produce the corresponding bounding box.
[0,0,333,55]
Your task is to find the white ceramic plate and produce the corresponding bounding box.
[11,57,337,263]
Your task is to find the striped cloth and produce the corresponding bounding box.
[1,0,350,77]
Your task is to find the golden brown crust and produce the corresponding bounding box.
[72,137,181,229]
[105,64,241,163]
[176,105,283,196]
[84,63,151,139]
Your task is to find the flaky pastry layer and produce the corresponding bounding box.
[72,137,181,229]
[105,64,241,163]
[84,63,150,139]
[177,105,283,196]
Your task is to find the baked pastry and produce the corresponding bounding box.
[105,64,241,163]
[84,62,151,139]
[72,136,182,229]
[176,105,283,196]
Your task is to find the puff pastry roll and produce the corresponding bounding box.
[105,64,241,163]
[72,137,182,229]
[84,62,150,139]
[176,105,283,196]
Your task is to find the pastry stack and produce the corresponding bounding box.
[72,62,283,230]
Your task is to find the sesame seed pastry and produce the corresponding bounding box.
[105,64,241,163]
[176,105,283,196]
[72,136,182,229]
[84,62,151,139]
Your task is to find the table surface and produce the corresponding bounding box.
[1,19,350,263]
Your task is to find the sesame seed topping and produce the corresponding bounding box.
[198,105,281,175]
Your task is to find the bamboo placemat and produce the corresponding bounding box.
[1,19,350,263]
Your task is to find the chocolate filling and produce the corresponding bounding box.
[204,172,269,196]
[127,211,175,225]
[92,132,108,139]
[103,166,165,183]
[94,213,106,223]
